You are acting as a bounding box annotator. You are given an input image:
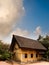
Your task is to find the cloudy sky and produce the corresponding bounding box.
[0,0,49,43]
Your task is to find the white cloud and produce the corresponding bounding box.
[34,26,42,36]
[11,26,42,40]
[0,0,24,37]
[2,27,42,43]
[11,28,30,37]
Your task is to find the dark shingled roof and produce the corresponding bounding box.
[10,35,46,51]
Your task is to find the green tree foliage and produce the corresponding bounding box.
[38,35,49,49]
[0,40,12,61]
[0,40,10,50]
[37,35,49,60]
[37,35,43,41]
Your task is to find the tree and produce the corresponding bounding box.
[37,35,49,60]
[0,40,12,61]
[37,35,43,41]
[38,35,49,49]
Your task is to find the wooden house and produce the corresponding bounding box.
[10,35,46,62]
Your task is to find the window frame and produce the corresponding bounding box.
[31,54,33,58]
[36,54,38,57]
[25,54,27,58]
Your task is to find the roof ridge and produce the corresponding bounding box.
[13,34,37,42]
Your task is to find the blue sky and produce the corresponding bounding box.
[17,0,49,33]
[1,0,49,43]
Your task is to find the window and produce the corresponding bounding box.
[28,54,33,58]
[36,54,38,57]
[25,54,27,58]
[22,54,27,58]
[31,54,33,58]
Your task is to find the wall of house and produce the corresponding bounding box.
[21,49,37,62]
[13,43,42,62]
[13,43,22,62]
[20,49,42,62]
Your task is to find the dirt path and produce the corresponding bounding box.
[0,61,11,65]
[0,61,18,65]
[26,61,49,65]
[0,61,49,65]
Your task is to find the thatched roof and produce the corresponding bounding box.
[10,35,46,51]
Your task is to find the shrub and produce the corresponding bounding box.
[0,40,13,61]
[0,50,12,61]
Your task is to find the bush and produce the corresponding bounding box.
[0,50,12,61]
[0,40,13,61]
